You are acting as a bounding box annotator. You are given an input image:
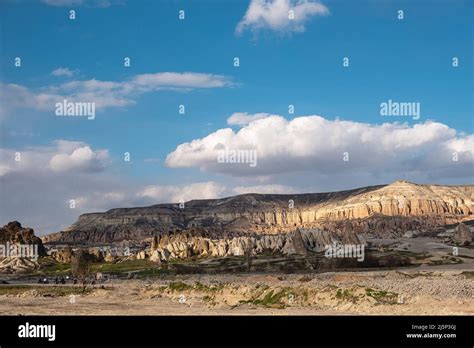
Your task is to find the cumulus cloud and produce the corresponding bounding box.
[137,182,227,203]
[0,140,231,234]
[2,115,473,235]
[0,72,234,117]
[49,146,109,172]
[0,140,109,177]
[166,114,474,181]
[51,67,76,77]
[227,112,272,126]
[236,0,329,35]
[0,140,117,234]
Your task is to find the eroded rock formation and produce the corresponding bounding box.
[0,221,46,256]
[144,228,339,262]
[42,181,473,246]
[0,221,47,273]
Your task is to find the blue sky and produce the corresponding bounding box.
[0,0,473,234]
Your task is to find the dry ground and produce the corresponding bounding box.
[0,268,473,315]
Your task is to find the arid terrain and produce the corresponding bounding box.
[1,269,473,315]
[1,180,473,315]
[1,230,473,315]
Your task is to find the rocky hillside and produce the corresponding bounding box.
[0,221,47,273]
[0,221,47,256]
[42,181,473,245]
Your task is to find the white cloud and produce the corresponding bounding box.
[0,140,230,234]
[227,112,272,126]
[236,0,329,35]
[138,182,227,203]
[0,72,234,117]
[233,184,296,195]
[0,140,118,234]
[41,0,112,7]
[131,72,233,90]
[0,140,109,177]
[166,114,474,181]
[0,83,60,118]
[69,191,127,211]
[49,146,109,172]
[42,0,85,6]
[51,67,76,77]
[2,115,472,236]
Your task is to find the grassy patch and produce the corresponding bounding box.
[167,281,223,293]
[91,259,161,275]
[168,281,194,292]
[427,256,463,266]
[25,258,171,278]
[132,267,174,278]
[335,288,359,303]
[245,289,288,309]
[36,258,71,275]
[365,288,398,305]
[0,285,95,297]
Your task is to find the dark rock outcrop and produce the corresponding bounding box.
[453,223,472,246]
[0,221,46,256]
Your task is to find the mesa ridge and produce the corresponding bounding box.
[41,180,473,246]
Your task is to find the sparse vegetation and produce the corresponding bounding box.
[365,288,398,305]
[202,295,213,302]
[0,285,95,297]
[240,289,290,309]
[167,281,224,293]
[298,276,312,282]
[251,289,288,308]
[37,258,71,275]
[167,281,194,292]
[71,250,93,282]
[335,288,359,303]
[427,255,463,266]
[91,259,164,276]
[91,259,147,272]
[461,271,474,279]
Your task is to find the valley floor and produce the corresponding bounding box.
[1,268,473,315]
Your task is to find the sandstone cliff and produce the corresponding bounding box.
[42,181,473,245]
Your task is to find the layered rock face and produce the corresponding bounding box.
[0,221,47,256]
[42,181,473,246]
[0,221,47,273]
